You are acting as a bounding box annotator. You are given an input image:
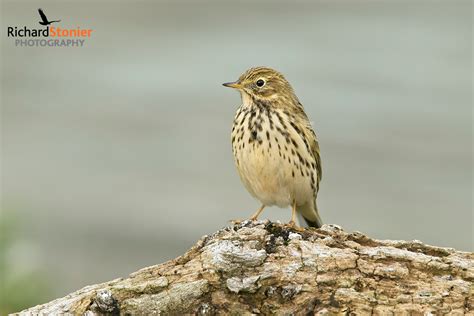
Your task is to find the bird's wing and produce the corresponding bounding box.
[305,123,322,188]
[295,102,322,191]
[38,9,48,23]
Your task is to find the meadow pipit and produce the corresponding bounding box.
[223,67,323,228]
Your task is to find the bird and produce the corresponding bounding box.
[38,8,61,26]
[223,67,323,228]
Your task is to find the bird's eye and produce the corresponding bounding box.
[256,79,265,87]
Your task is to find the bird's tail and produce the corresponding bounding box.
[298,200,323,228]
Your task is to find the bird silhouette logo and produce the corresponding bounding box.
[38,8,61,26]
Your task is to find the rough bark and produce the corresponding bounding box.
[15,221,473,315]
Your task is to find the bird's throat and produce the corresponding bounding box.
[240,91,254,108]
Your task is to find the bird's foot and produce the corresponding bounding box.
[229,218,243,225]
[287,220,305,232]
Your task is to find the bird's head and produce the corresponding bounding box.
[223,67,297,104]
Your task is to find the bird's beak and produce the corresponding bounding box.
[222,81,242,89]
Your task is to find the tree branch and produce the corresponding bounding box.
[15,221,473,315]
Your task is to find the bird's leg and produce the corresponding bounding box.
[250,205,265,221]
[288,200,297,227]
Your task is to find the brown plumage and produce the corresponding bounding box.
[224,67,323,227]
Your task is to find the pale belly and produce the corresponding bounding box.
[237,146,290,207]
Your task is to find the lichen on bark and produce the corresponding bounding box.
[15,221,473,315]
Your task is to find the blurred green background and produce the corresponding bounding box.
[0,212,52,314]
[1,0,472,313]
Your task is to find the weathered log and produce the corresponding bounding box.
[15,221,473,315]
